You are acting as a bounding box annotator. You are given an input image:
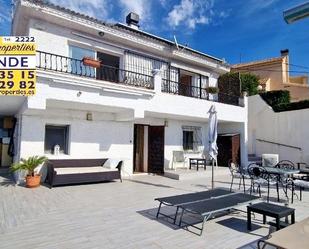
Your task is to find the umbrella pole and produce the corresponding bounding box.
[211,158,214,189]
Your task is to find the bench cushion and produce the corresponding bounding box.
[54,166,116,175]
[103,158,121,169]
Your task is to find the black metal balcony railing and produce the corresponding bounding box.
[36,51,154,89]
[162,79,208,99]
[36,51,241,106]
[162,79,241,106]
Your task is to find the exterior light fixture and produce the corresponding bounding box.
[86,112,93,121]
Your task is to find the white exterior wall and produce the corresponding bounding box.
[8,1,249,177]
[18,110,134,176]
[248,95,309,163]
[164,120,208,168]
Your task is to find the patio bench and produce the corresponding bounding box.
[47,159,122,188]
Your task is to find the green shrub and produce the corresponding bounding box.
[218,72,240,96]
[206,86,219,94]
[260,90,290,107]
[240,73,260,96]
[273,100,309,112]
[260,90,309,112]
[218,72,260,96]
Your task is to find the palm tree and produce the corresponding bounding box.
[10,156,48,176]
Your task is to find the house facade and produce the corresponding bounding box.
[1,0,248,175]
[232,50,309,101]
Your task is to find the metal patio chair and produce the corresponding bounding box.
[228,160,249,193]
[248,163,279,202]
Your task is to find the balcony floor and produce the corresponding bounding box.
[0,172,308,248]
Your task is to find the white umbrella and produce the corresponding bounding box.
[207,104,218,189]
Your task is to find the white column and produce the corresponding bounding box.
[241,92,249,168]
[152,69,162,94]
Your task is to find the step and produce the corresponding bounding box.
[0,167,10,174]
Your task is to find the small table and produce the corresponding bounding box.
[189,158,207,171]
[247,202,295,231]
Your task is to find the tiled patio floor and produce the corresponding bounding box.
[0,170,308,249]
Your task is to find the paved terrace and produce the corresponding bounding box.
[0,169,309,249]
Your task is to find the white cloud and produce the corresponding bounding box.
[166,0,215,29]
[244,0,279,16]
[48,0,154,26]
[48,0,109,20]
[219,11,229,19]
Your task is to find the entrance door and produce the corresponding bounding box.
[96,52,120,82]
[133,124,145,173]
[179,74,192,97]
[148,126,165,174]
[217,133,240,166]
[0,117,14,167]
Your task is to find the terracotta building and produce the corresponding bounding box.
[232,50,309,101]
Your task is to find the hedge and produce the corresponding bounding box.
[260,90,309,112]
[273,100,309,112]
[260,90,290,107]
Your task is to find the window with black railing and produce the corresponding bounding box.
[36,51,154,89]
[162,67,241,106]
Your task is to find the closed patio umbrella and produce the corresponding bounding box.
[207,105,218,189]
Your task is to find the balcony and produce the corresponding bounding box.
[36,51,154,89]
[36,51,241,106]
[161,79,241,106]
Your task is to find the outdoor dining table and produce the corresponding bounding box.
[263,167,300,199]
[263,166,300,177]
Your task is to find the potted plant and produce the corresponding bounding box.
[206,86,219,94]
[82,57,101,68]
[10,156,48,188]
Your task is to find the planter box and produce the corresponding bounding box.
[82,57,101,68]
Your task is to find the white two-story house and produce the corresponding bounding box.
[1,0,248,176]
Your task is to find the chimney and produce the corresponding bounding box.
[126,12,139,30]
[280,49,289,57]
[281,49,289,82]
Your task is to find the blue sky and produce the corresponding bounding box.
[1,0,308,75]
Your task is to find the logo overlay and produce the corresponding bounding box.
[0,36,36,96]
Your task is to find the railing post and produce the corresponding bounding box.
[199,75,202,99]
[152,69,162,93]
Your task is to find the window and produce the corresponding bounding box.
[183,130,194,150]
[69,45,96,76]
[182,126,202,151]
[69,45,95,60]
[96,51,120,82]
[45,125,69,154]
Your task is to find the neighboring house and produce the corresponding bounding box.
[232,50,309,101]
[0,0,248,175]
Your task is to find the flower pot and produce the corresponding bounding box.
[26,174,41,188]
[82,57,101,68]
